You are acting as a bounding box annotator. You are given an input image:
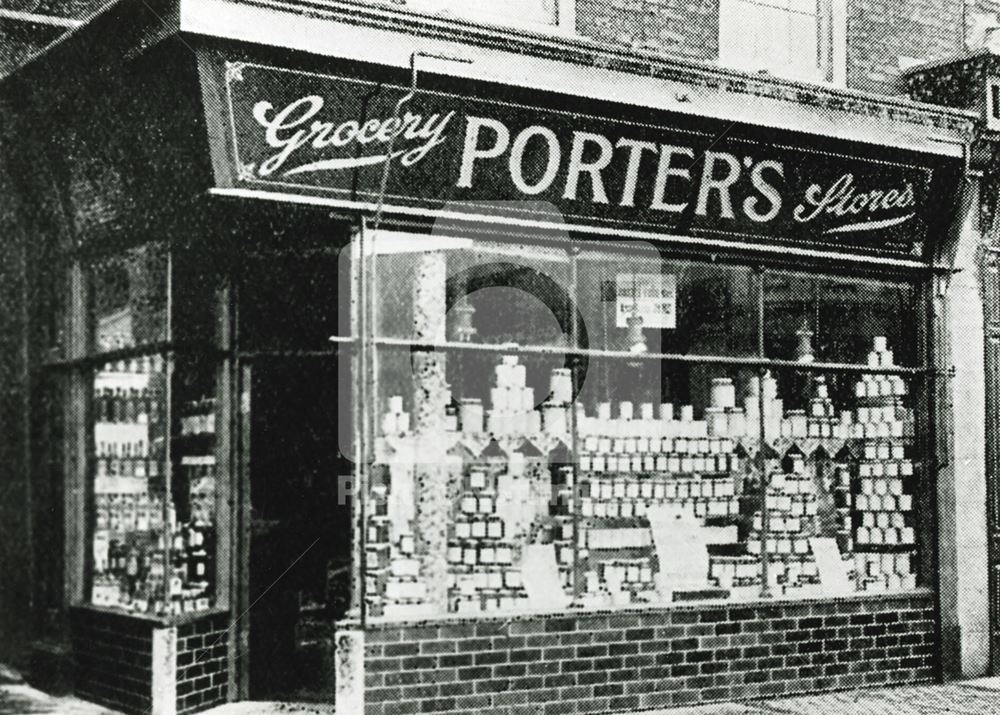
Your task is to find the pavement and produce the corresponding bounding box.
[646,679,1000,714]
[0,684,117,714]
[3,676,1000,714]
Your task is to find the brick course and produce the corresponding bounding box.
[70,608,231,715]
[576,0,718,60]
[355,593,936,715]
[176,613,230,714]
[846,0,964,93]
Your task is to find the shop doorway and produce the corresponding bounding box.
[230,221,354,703]
[242,358,350,702]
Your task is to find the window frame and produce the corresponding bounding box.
[357,224,936,625]
[717,0,848,86]
[45,241,234,621]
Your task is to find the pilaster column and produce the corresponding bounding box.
[412,251,451,612]
[937,175,989,678]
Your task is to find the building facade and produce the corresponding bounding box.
[1,0,999,713]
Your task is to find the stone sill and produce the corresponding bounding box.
[337,586,934,631]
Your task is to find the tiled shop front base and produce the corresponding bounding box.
[176,613,230,714]
[71,607,230,715]
[71,608,154,714]
[347,592,937,715]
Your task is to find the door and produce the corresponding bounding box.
[229,216,355,702]
[243,358,350,701]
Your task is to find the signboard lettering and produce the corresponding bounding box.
[219,62,960,259]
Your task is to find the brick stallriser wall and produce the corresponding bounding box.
[176,613,230,714]
[71,608,154,714]
[358,593,936,715]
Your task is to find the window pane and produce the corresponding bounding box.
[368,236,577,618]
[369,345,575,618]
[788,13,820,77]
[719,0,821,81]
[170,355,223,613]
[89,243,168,353]
[576,251,759,358]
[372,234,572,349]
[764,272,921,366]
[762,366,925,596]
[90,354,169,613]
[788,0,818,14]
[171,247,223,348]
[37,251,68,361]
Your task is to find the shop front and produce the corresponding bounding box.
[0,5,985,714]
[213,58,964,715]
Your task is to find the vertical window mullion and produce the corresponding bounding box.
[569,246,582,602]
[65,261,90,608]
[757,268,772,598]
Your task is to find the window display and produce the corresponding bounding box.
[363,235,929,620]
[89,355,221,616]
[171,386,218,612]
[90,355,169,612]
[83,240,221,617]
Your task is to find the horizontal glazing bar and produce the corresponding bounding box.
[370,336,930,375]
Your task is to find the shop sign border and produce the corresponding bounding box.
[221,61,948,259]
[208,186,936,271]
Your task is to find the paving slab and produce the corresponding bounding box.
[762,684,1000,715]
[638,702,774,715]
[0,684,119,714]
[958,677,1000,691]
[199,702,336,714]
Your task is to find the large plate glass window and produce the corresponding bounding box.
[360,229,931,620]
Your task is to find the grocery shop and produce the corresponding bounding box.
[0,1,989,714]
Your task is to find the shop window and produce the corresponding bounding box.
[88,243,168,354]
[718,0,845,84]
[89,355,171,612]
[87,352,223,617]
[764,271,921,367]
[359,231,931,620]
[53,242,228,618]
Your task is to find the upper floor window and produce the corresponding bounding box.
[719,0,845,84]
[382,0,574,33]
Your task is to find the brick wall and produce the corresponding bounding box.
[846,0,964,94]
[576,0,718,60]
[357,592,936,715]
[70,608,154,714]
[575,0,977,95]
[176,613,230,714]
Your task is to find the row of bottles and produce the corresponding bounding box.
[90,356,218,615]
[94,387,162,424]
